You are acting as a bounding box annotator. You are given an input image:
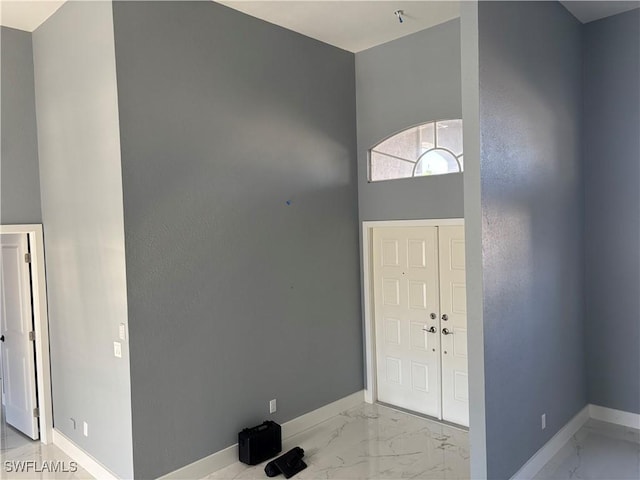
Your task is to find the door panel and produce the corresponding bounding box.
[438,226,469,427]
[373,227,441,417]
[1,233,39,439]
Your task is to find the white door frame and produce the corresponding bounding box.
[0,224,53,444]
[362,218,465,404]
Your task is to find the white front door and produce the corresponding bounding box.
[438,226,469,427]
[1,233,39,439]
[373,227,441,417]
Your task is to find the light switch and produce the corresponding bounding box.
[113,341,122,358]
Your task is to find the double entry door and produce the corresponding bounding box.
[373,225,468,427]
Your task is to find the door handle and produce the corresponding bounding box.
[422,326,437,333]
[442,328,453,335]
[0,335,4,342]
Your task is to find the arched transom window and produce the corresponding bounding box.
[369,120,463,182]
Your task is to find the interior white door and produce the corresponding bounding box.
[0,233,39,439]
[438,226,469,427]
[373,227,441,417]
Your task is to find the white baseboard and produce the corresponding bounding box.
[589,404,640,429]
[157,443,238,480]
[512,403,640,480]
[52,429,119,480]
[159,390,364,480]
[281,391,364,438]
[510,405,590,480]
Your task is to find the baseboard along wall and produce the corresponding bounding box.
[54,395,638,480]
[158,390,364,480]
[52,430,120,480]
[511,404,640,479]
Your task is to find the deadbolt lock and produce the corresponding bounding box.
[441,314,449,321]
[430,313,437,319]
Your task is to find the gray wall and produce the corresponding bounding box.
[355,19,463,222]
[583,8,640,415]
[111,2,361,477]
[32,2,134,477]
[477,2,586,478]
[1,26,41,224]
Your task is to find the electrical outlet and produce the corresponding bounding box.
[269,399,277,414]
[118,323,127,341]
[113,341,122,358]
[83,421,89,437]
[541,413,546,430]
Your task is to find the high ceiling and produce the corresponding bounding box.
[559,1,639,24]
[0,1,65,32]
[217,1,460,52]
[1,1,638,51]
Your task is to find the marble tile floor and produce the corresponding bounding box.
[0,408,91,480]
[205,403,470,480]
[1,402,637,480]
[533,418,639,480]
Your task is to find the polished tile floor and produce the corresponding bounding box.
[1,402,638,480]
[0,408,91,479]
[533,418,640,480]
[206,403,470,480]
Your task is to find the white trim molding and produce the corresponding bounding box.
[510,405,590,480]
[360,219,464,404]
[157,443,238,480]
[159,390,364,480]
[589,404,640,429]
[52,429,118,480]
[511,404,640,479]
[0,224,53,444]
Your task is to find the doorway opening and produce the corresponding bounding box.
[362,219,469,428]
[0,224,53,445]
